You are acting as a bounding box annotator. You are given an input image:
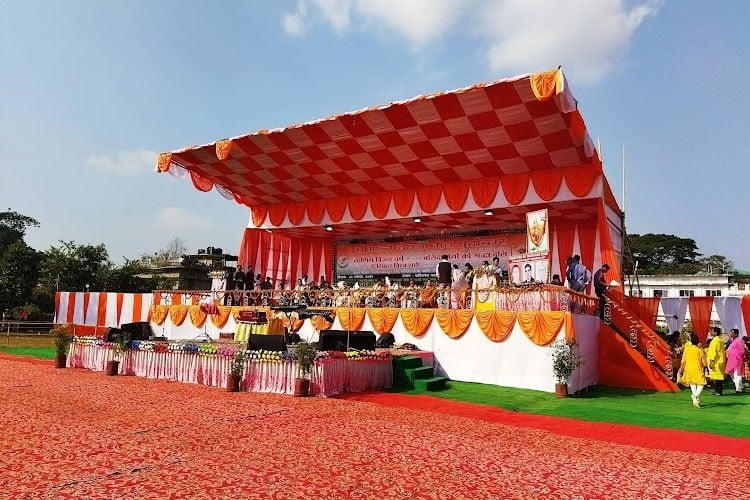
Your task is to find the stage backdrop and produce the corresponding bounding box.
[334,232,526,280]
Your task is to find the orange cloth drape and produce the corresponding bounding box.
[688,297,714,344]
[516,311,566,346]
[336,307,366,331]
[742,296,750,338]
[190,172,213,192]
[400,309,434,337]
[367,308,400,334]
[347,194,369,221]
[435,310,475,339]
[306,199,326,225]
[287,202,307,225]
[530,69,562,100]
[268,205,287,226]
[500,173,530,205]
[210,306,232,329]
[443,182,470,212]
[150,305,169,326]
[475,311,516,342]
[370,192,392,219]
[251,207,267,227]
[624,297,660,331]
[311,315,334,332]
[416,185,442,214]
[564,164,598,197]
[169,305,189,326]
[530,169,563,201]
[189,305,207,328]
[393,189,415,217]
[470,177,500,208]
[326,197,347,223]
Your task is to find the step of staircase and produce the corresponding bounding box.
[414,377,447,392]
[405,366,434,383]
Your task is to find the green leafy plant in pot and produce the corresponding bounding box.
[550,338,585,398]
[293,341,318,397]
[107,330,132,376]
[227,347,246,392]
[52,325,72,369]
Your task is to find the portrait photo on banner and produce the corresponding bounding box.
[526,208,548,254]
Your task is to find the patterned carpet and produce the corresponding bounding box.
[1,354,749,499]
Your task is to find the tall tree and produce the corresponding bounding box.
[0,210,40,252]
[626,233,702,275]
[0,240,41,310]
[38,241,110,293]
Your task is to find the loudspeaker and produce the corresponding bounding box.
[376,332,395,348]
[319,330,376,352]
[120,322,152,341]
[103,327,121,342]
[248,334,286,352]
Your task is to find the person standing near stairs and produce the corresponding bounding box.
[725,329,746,393]
[706,327,727,396]
[678,332,707,408]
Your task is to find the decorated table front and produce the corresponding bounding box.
[67,342,392,397]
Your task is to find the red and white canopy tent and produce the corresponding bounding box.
[157,68,623,285]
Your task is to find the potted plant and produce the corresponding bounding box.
[293,341,318,397]
[226,348,246,392]
[550,338,585,398]
[107,330,132,376]
[52,325,72,368]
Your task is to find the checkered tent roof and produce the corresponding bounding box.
[158,69,599,205]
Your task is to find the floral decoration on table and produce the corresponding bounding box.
[72,337,392,362]
[315,350,391,361]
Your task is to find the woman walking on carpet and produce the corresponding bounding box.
[678,332,707,408]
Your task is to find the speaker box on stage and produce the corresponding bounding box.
[103,327,121,343]
[120,321,152,341]
[319,330,376,352]
[248,334,286,352]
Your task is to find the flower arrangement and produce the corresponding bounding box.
[549,338,585,384]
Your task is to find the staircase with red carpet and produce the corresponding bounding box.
[599,293,679,392]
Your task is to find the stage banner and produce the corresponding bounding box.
[526,208,548,254]
[509,253,550,285]
[335,232,525,280]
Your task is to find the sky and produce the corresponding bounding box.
[2,1,749,270]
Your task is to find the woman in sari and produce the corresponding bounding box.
[678,332,706,408]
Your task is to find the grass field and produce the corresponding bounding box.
[2,335,748,439]
[0,335,55,359]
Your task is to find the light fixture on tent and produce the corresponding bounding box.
[324,225,333,231]
[484,210,493,216]
[413,216,422,223]
[264,229,273,233]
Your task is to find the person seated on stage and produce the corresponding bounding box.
[371,279,387,307]
[261,276,274,290]
[318,276,331,289]
[463,263,475,286]
[419,280,438,308]
[253,273,262,289]
[550,274,564,286]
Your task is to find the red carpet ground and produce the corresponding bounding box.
[1,354,749,499]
